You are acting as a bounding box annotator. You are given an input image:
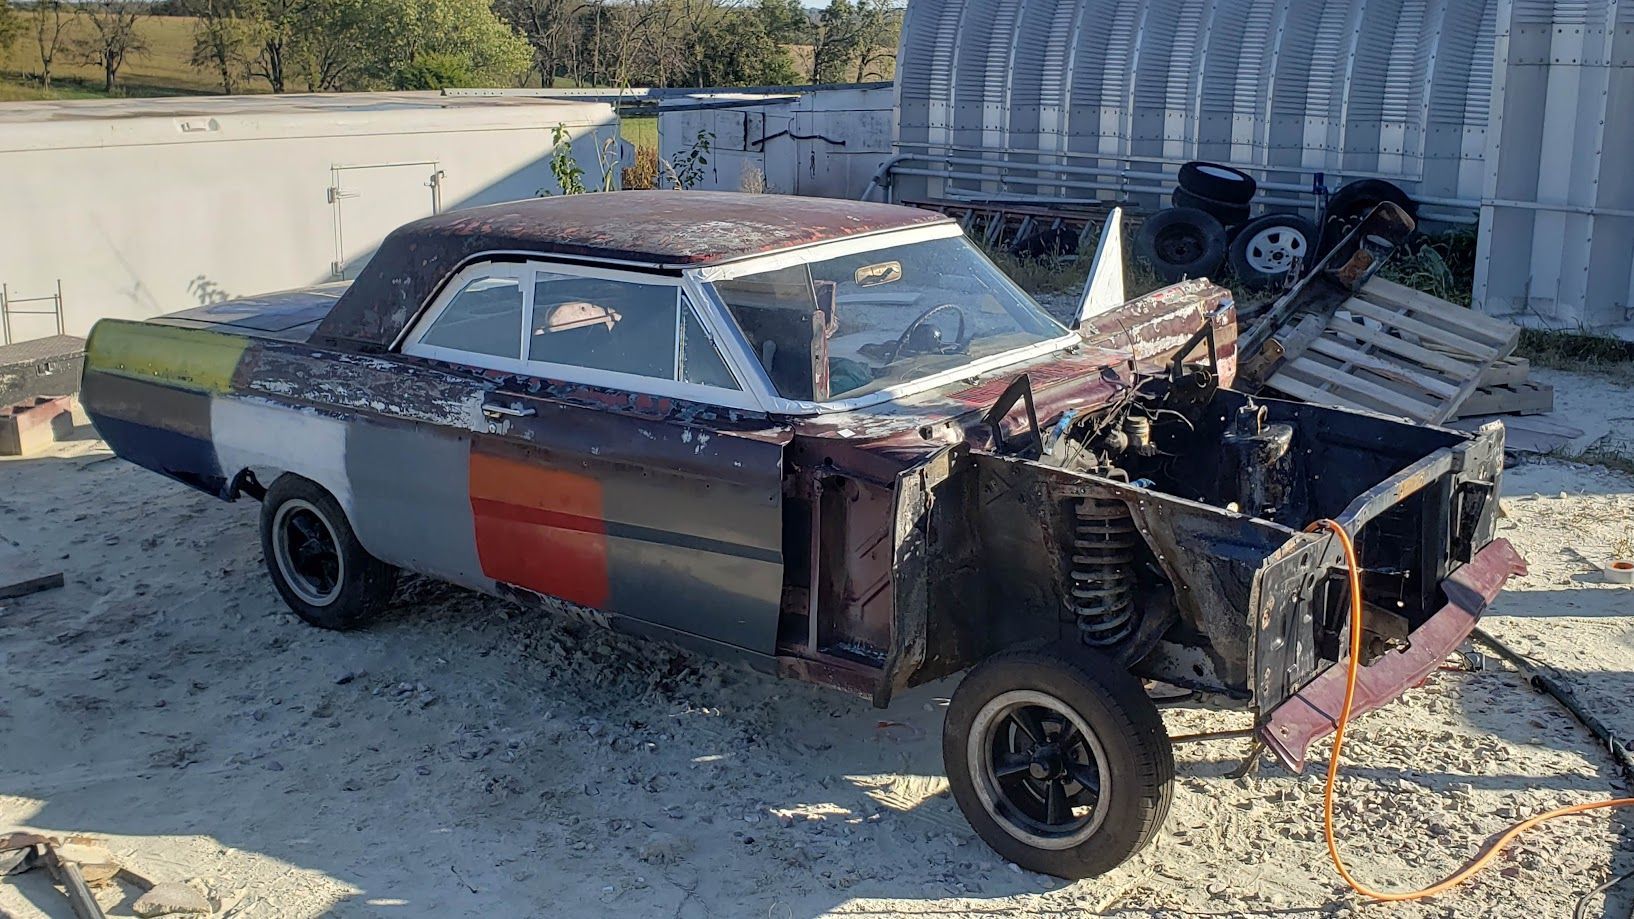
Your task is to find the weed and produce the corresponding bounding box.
[542,124,624,195]
[1614,524,1634,560]
[1575,440,1634,477]
[661,129,712,190]
[1378,228,1478,306]
[545,124,587,195]
[1517,328,1634,377]
[622,146,659,190]
[739,163,768,194]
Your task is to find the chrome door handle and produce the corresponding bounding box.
[482,400,536,418]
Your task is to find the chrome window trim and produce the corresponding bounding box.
[690,223,967,283]
[402,258,768,414]
[685,227,1084,417]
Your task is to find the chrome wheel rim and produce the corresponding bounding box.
[272,499,344,607]
[1244,224,1309,274]
[968,689,1110,849]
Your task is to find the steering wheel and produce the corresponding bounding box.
[888,303,968,364]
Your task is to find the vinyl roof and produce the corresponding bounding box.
[393,191,952,267]
[314,191,953,351]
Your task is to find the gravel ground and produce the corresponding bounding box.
[1,373,1631,918]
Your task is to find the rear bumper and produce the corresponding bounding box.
[1257,537,1527,772]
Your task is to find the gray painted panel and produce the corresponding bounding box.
[347,416,488,591]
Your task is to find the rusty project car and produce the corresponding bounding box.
[83,192,1523,879]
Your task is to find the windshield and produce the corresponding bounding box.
[710,235,1068,401]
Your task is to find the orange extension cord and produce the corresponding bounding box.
[1307,518,1634,904]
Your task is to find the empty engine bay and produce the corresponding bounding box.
[776,362,1501,712]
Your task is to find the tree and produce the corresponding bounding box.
[289,0,380,90]
[754,0,805,44]
[188,0,260,93]
[244,0,308,92]
[809,0,860,84]
[0,1,21,58]
[851,0,899,81]
[259,0,531,92]
[31,0,72,88]
[496,0,582,87]
[74,0,150,93]
[691,10,796,87]
[371,0,532,89]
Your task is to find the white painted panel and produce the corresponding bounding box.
[211,396,354,515]
[657,87,896,199]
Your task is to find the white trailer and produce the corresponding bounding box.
[0,92,617,342]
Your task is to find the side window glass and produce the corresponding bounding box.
[714,266,818,401]
[679,297,740,390]
[419,275,523,358]
[529,273,679,380]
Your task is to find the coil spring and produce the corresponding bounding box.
[1072,496,1138,647]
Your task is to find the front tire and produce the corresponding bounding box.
[943,646,1175,879]
[260,474,395,630]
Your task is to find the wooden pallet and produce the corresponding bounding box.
[1455,380,1555,418]
[1480,356,1531,387]
[1261,278,1520,424]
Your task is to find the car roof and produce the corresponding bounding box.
[315,191,954,352]
[395,191,952,267]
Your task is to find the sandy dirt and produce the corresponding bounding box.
[2,372,1632,919]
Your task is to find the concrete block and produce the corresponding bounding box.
[0,395,74,456]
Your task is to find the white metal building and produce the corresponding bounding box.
[657,85,896,199]
[0,92,616,342]
[893,0,1634,336]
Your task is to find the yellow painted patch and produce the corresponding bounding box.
[85,320,249,394]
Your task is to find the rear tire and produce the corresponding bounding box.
[260,474,395,630]
[943,646,1175,879]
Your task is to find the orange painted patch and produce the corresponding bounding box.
[469,451,609,608]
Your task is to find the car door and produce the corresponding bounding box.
[403,260,791,657]
[332,266,528,595]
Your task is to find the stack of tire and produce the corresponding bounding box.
[1135,162,1318,289]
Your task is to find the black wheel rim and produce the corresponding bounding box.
[272,500,344,606]
[969,689,1109,848]
[1155,224,1205,264]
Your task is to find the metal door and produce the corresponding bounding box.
[468,389,791,656]
[329,162,444,280]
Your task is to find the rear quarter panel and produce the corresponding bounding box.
[82,320,260,498]
[82,320,438,556]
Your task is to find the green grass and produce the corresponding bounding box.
[620,114,657,150]
[0,78,105,100]
[1516,328,1634,385]
[0,14,233,99]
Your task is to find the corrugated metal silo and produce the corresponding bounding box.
[890,0,1634,333]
